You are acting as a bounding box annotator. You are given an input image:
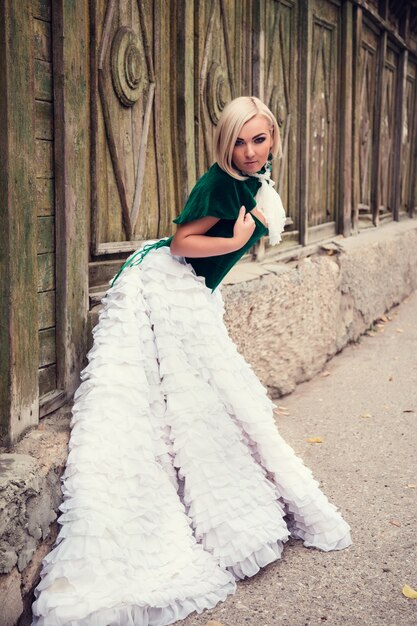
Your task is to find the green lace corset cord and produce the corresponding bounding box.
[111,163,268,291]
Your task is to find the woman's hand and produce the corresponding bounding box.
[170,207,256,258]
[233,206,256,246]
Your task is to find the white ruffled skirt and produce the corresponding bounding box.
[31,246,352,626]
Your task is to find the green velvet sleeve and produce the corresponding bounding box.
[173,163,261,225]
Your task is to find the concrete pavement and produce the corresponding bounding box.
[180,289,417,626]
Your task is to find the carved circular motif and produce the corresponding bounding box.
[207,62,231,125]
[111,27,143,107]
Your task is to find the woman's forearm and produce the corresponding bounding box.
[170,234,243,258]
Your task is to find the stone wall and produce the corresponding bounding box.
[0,410,70,626]
[1,219,417,625]
[223,220,417,396]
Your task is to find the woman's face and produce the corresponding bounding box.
[231,114,273,175]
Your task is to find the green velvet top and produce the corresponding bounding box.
[172,163,268,290]
[111,163,269,290]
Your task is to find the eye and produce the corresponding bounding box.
[234,138,244,146]
[254,136,266,144]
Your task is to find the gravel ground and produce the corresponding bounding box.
[179,290,417,626]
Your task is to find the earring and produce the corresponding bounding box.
[268,151,273,161]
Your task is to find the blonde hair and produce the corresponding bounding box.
[214,96,282,181]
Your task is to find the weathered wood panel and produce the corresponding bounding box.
[37,253,55,291]
[35,101,53,139]
[38,290,56,329]
[299,0,312,245]
[339,0,353,236]
[53,0,89,397]
[401,58,417,214]
[91,0,177,254]
[379,44,399,218]
[37,216,55,254]
[261,0,299,244]
[33,17,51,60]
[0,0,39,444]
[308,0,341,233]
[36,178,54,216]
[38,365,57,396]
[33,0,59,409]
[39,328,56,367]
[35,139,54,178]
[194,0,249,176]
[34,59,53,101]
[358,19,379,225]
[39,364,57,396]
[32,0,51,21]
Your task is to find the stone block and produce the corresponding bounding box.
[0,567,23,626]
[0,409,70,577]
[223,221,417,396]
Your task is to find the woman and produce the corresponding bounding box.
[31,97,351,626]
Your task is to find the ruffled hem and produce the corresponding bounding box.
[31,246,351,626]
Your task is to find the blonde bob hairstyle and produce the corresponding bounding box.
[214,96,282,181]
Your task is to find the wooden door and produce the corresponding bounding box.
[378,43,399,219]
[33,0,67,415]
[258,0,299,248]
[357,19,379,227]
[194,0,253,177]
[400,58,417,215]
[307,0,341,241]
[90,0,178,256]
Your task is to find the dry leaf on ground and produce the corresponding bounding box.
[389,519,401,527]
[275,406,290,416]
[306,437,323,444]
[320,370,331,377]
[359,412,372,419]
[402,584,417,599]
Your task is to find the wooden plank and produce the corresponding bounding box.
[169,0,195,212]
[35,139,54,178]
[352,5,363,232]
[371,30,387,226]
[339,0,353,236]
[299,0,312,246]
[0,0,39,444]
[392,48,408,220]
[38,290,55,329]
[53,0,89,396]
[35,178,54,216]
[39,390,66,417]
[37,216,55,254]
[35,100,53,139]
[34,59,52,101]
[32,0,51,21]
[404,60,417,215]
[308,0,341,229]
[306,221,337,243]
[89,260,125,288]
[33,17,51,61]
[260,0,299,237]
[37,253,55,291]
[38,364,57,396]
[39,328,56,367]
